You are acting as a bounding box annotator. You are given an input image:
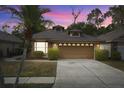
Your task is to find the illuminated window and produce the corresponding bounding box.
[34,42,48,53]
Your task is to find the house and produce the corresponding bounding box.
[32,26,102,59]
[0,31,22,58]
[98,27,124,60]
[32,25,124,60]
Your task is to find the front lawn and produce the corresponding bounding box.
[0,61,57,77]
[101,60,124,71]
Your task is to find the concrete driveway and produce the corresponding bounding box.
[53,59,124,88]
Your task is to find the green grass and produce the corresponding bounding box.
[101,60,124,71]
[0,61,57,77]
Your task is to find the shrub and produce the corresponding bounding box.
[32,51,44,58]
[95,49,109,61]
[111,50,121,60]
[48,48,59,60]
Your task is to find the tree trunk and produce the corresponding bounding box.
[13,40,28,88]
[0,64,4,88]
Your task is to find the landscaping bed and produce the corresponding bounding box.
[0,61,57,77]
[101,60,124,71]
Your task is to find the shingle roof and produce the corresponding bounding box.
[0,31,22,43]
[33,30,100,42]
[98,27,124,42]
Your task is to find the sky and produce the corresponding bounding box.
[0,5,113,32]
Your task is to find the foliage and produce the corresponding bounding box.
[0,5,52,39]
[1,24,10,33]
[32,51,44,58]
[67,22,85,30]
[67,22,98,36]
[104,5,124,26]
[83,23,98,36]
[87,8,104,28]
[95,49,109,61]
[111,50,121,60]
[48,48,59,60]
[12,24,25,40]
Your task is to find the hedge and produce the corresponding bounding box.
[95,49,109,61]
[48,48,59,60]
[111,50,121,60]
[32,51,44,58]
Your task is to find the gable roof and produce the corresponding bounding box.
[33,30,100,43]
[98,27,124,42]
[0,31,22,43]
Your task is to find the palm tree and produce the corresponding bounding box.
[0,5,52,87]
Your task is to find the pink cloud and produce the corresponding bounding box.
[43,11,87,28]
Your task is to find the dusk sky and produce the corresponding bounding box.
[0,5,113,32]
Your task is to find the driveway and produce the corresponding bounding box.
[53,59,124,88]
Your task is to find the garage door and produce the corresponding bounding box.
[59,46,94,59]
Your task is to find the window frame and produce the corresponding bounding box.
[34,42,48,53]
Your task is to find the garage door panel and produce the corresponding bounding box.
[59,46,94,59]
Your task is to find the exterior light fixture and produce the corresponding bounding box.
[68,43,71,46]
[63,43,67,46]
[90,44,93,46]
[85,44,89,46]
[53,43,58,48]
[81,44,84,46]
[96,44,100,48]
[72,44,75,46]
[59,43,62,46]
[77,44,80,46]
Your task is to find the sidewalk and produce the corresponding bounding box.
[4,77,55,84]
[3,55,56,62]
[4,55,22,62]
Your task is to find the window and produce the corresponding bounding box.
[70,32,80,37]
[34,42,48,53]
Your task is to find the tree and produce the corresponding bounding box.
[71,8,82,24]
[0,64,4,88]
[67,22,85,30]
[12,23,25,40]
[104,5,124,26]
[87,8,104,28]
[67,22,98,36]
[0,5,51,87]
[1,24,10,33]
[83,23,98,36]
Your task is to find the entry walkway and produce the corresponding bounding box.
[53,59,124,88]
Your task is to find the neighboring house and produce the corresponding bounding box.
[98,27,124,60]
[32,26,101,59]
[0,31,22,58]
